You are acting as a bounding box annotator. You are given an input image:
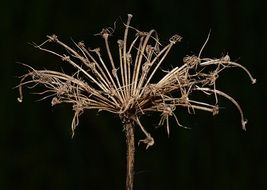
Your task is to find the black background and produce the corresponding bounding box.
[1,0,266,189]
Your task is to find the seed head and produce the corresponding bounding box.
[17,15,255,147]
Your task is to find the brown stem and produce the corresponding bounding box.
[125,122,135,190]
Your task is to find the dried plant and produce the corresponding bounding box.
[17,14,255,190]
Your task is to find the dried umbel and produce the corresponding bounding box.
[17,14,255,190]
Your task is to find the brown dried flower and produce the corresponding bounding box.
[17,14,255,190]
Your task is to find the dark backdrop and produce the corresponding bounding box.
[1,0,266,189]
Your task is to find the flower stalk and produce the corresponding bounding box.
[125,122,135,190]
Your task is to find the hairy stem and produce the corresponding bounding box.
[124,122,135,190]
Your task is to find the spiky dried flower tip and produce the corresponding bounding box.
[18,14,255,148]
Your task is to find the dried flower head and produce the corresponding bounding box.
[17,14,255,190]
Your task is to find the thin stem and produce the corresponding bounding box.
[131,36,144,95]
[196,87,248,130]
[79,46,114,90]
[118,42,127,100]
[103,35,124,101]
[123,14,133,98]
[132,30,156,96]
[139,43,174,97]
[124,122,135,190]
